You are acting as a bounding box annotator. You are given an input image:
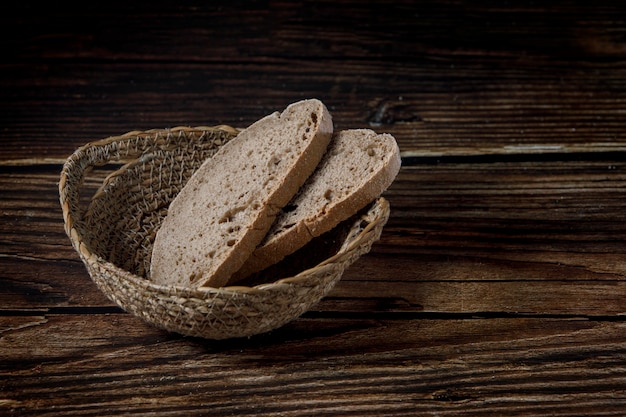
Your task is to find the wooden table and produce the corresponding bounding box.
[2,2,626,415]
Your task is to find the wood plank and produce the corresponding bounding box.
[2,60,626,163]
[386,160,626,252]
[2,158,626,316]
[4,251,626,315]
[3,2,625,63]
[1,313,625,416]
[2,2,626,162]
[331,279,626,316]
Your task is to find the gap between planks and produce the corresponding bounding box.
[4,148,626,169]
[1,305,624,323]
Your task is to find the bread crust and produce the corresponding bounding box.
[150,99,333,288]
[228,129,400,283]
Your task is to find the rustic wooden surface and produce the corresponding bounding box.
[2,1,626,415]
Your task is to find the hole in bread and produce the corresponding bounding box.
[207,250,215,258]
[367,147,376,157]
[189,272,199,282]
[324,189,333,200]
[311,112,317,124]
[281,223,296,231]
[262,175,276,187]
[283,204,298,213]
[268,156,281,168]
[227,239,236,247]
[218,206,246,223]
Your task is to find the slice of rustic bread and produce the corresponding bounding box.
[150,99,333,288]
[227,128,401,284]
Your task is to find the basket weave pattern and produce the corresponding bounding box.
[59,126,390,339]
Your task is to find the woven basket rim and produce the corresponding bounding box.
[81,200,386,297]
[59,125,389,296]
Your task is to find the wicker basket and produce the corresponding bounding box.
[59,126,390,339]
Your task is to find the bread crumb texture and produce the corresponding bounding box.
[150,99,332,288]
[270,129,399,238]
[229,128,400,282]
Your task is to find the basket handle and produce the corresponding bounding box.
[58,126,238,257]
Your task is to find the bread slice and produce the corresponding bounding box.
[227,128,401,284]
[150,99,333,288]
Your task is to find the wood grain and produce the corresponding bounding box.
[2,60,626,164]
[2,158,625,314]
[2,314,626,416]
[2,2,626,163]
[2,2,626,415]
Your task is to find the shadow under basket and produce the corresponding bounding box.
[59,126,390,339]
